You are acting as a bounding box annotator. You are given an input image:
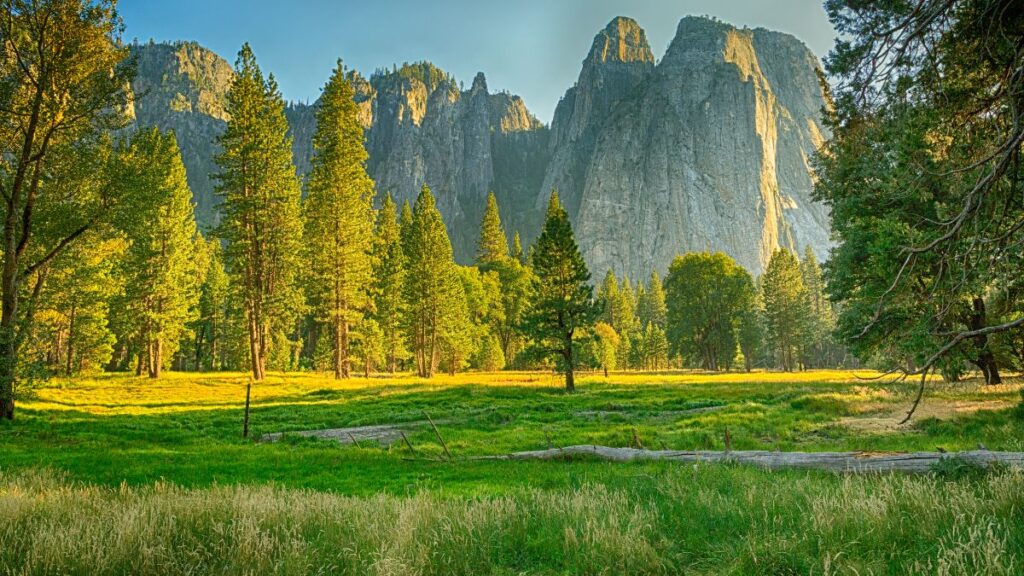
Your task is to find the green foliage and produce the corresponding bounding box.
[762,249,813,372]
[817,0,1023,382]
[30,236,124,375]
[370,194,409,373]
[522,191,598,390]
[214,43,305,380]
[664,252,756,371]
[476,192,509,265]
[303,61,376,378]
[637,271,667,330]
[403,185,466,377]
[110,128,201,377]
[0,0,134,418]
[191,240,233,371]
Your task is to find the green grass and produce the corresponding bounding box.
[1,370,1023,573]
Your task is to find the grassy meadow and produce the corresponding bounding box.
[2,369,1023,574]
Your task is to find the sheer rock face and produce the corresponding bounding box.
[128,15,831,274]
[538,16,655,221]
[127,42,233,225]
[569,17,831,277]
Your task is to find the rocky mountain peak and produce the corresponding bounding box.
[586,16,654,66]
[471,71,488,93]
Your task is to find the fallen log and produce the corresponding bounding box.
[474,445,1024,473]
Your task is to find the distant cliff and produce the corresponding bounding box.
[126,14,832,275]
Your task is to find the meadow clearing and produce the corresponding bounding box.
[2,370,1023,574]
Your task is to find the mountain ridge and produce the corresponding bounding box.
[125,15,831,276]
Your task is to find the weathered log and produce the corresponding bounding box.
[475,445,1024,473]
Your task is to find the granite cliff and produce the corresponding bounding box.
[126,15,831,274]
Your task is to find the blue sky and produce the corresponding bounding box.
[118,0,836,123]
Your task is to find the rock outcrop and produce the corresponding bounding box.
[126,15,831,275]
[553,16,831,277]
[128,42,233,225]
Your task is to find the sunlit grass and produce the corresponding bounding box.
[1,466,1021,575]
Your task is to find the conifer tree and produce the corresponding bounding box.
[195,240,230,371]
[399,199,414,255]
[598,271,619,326]
[799,246,839,368]
[371,193,409,373]
[214,44,304,381]
[762,249,812,371]
[476,192,509,265]
[403,185,464,377]
[114,128,201,378]
[303,61,376,379]
[511,231,524,264]
[637,271,667,329]
[522,191,598,391]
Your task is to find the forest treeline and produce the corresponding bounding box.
[3,0,1022,420]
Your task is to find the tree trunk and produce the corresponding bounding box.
[247,308,263,381]
[333,319,343,379]
[340,319,350,378]
[65,303,77,376]
[970,297,1002,384]
[564,338,575,393]
[149,339,162,379]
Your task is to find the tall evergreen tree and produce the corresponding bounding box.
[597,271,619,327]
[194,239,230,371]
[637,271,667,329]
[511,231,524,264]
[403,185,464,377]
[371,193,409,373]
[522,191,598,391]
[476,192,509,266]
[303,61,376,379]
[114,128,201,378]
[799,246,839,368]
[762,249,812,371]
[214,44,304,381]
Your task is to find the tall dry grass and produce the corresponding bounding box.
[1,467,1022,575]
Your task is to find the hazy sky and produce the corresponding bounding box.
[119,0,837,123]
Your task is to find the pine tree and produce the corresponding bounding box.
[403,185,464,377]
[195,240,230,371]
[799,246,838,368]
[597,271,619,326]
[371,193,409,373]
[114,128,201,378]
[762,249,812,371]
[511,231,524,264]
[522,191,598,391]
[303,61,376,379]
[637,271,667,329]
[476,192,509,266]
[592,322,620,376]
[214,44,304,381]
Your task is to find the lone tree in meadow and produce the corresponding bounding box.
[303,61,376,379]
[114,128,202,378]
[215,43,304,381]
[523,191,598,392]
[0,0,132,419]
